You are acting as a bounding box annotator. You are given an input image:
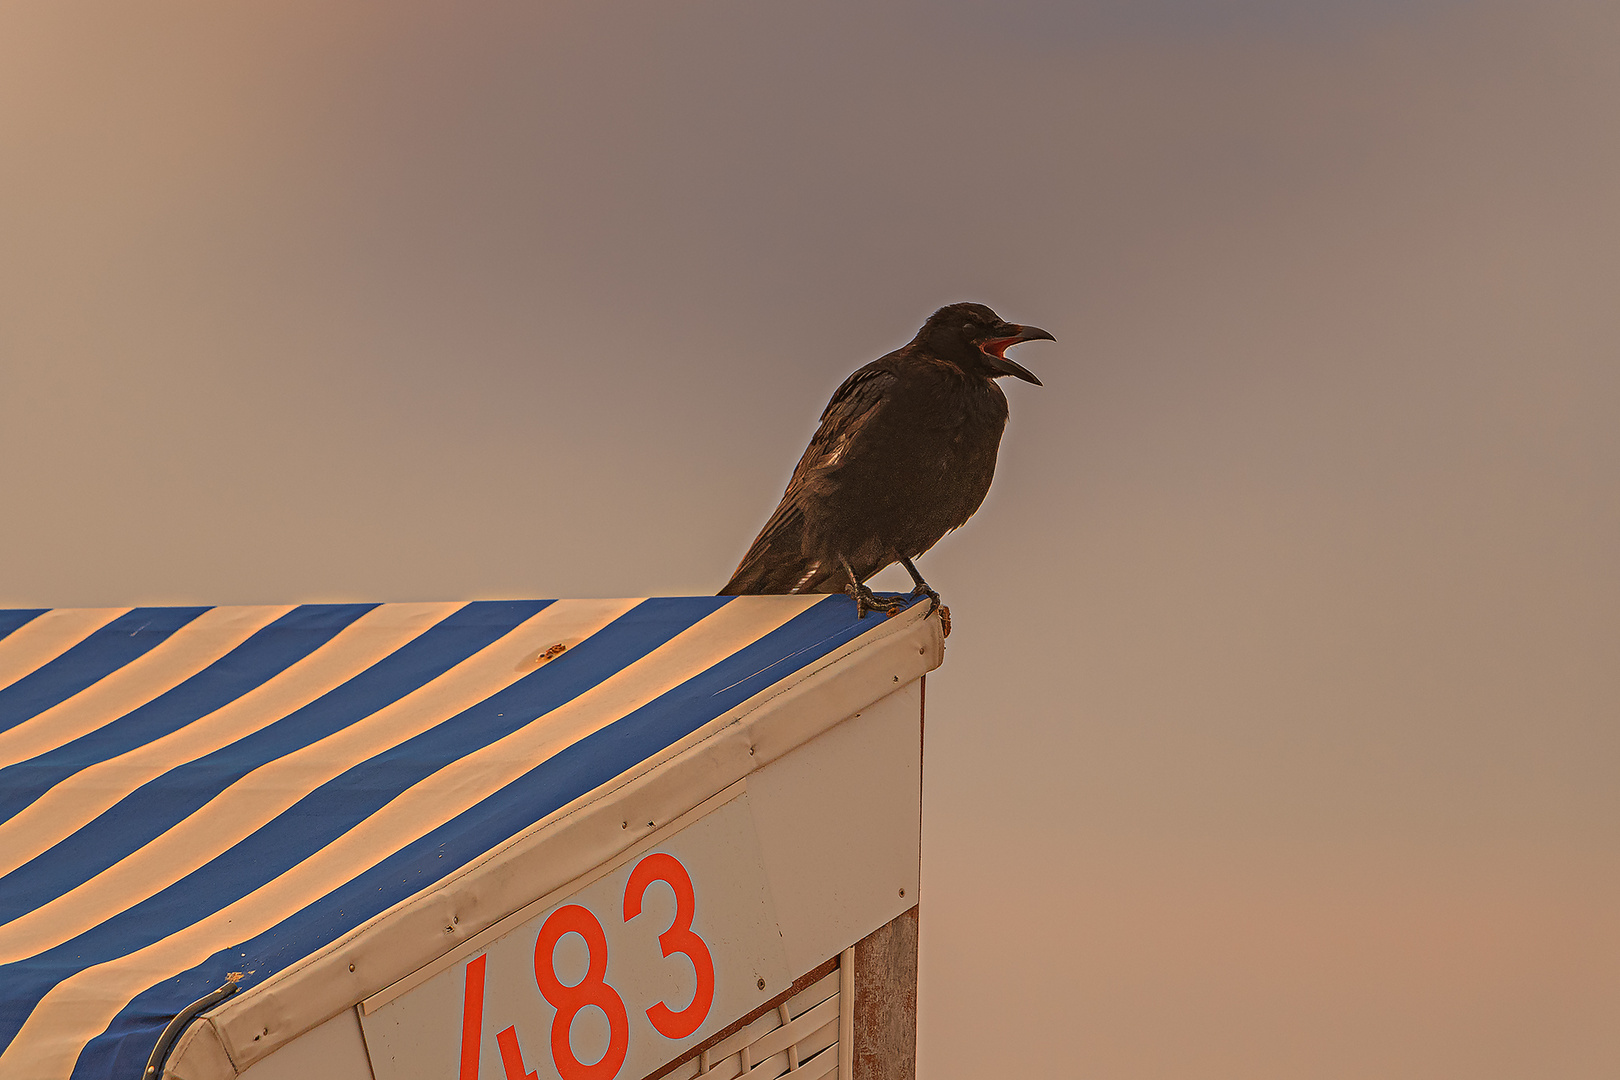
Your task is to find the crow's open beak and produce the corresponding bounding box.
[981,324,1054,386]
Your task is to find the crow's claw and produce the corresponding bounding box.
[849,582,907,619]
[908,582,942,617]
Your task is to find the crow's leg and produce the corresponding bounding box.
[897,555,942,616]
[841,557,905,619]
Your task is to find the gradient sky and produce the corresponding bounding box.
[2,2,1617,1076]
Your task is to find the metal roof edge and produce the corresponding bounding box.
[173,599,945,1079]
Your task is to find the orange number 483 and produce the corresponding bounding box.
[462,851,717,1080]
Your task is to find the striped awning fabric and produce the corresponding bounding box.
[0,595,918,1080]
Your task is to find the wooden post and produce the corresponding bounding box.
[851,906,919,1080]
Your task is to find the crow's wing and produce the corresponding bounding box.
[719,365,897,594]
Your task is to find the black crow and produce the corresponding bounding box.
[720,302,1053,617]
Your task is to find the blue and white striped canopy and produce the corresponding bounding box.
[0,595,918,1079]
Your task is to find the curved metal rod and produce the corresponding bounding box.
[143,976,241,1079]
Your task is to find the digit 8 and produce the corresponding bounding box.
[533,904,630,1080]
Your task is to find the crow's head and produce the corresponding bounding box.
[918,302,1054,385]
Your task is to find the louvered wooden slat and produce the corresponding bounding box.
[739,1047,792,1080]
[746,995,840,1064]
[785,969,840,1020]
[792,1045,839,1080]
[659,950,851,1080]
[701,1007,840,1080]
[698,1008,784,1076]
[792,1019,838,1065]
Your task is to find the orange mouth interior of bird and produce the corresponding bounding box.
[975,323,1052,385]
[980,335,1024,361]
[979,324,1052,360]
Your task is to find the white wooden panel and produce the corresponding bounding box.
[360,793,790,1080]
[747,682,921,975]
[236,1008,374,1080]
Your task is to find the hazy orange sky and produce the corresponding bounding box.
[2,2,1617,1076]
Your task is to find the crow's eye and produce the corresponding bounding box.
[961,322,975,334]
